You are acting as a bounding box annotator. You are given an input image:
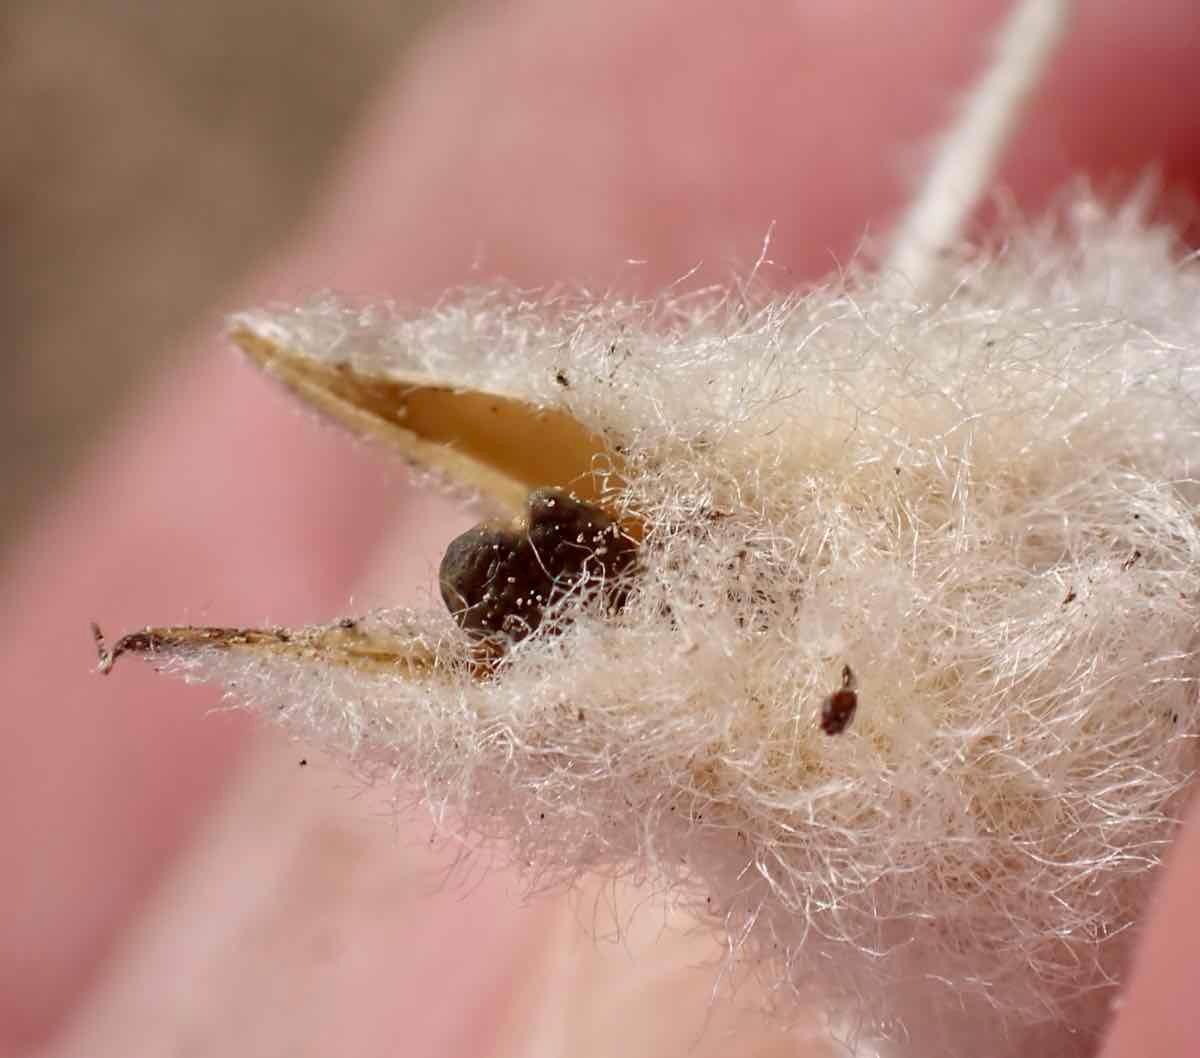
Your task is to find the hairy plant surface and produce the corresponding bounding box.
[100,192,1200,1057]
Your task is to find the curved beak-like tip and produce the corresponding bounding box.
[92,622,162,675]
[92,621,114,674]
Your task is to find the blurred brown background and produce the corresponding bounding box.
[1,0,447,556]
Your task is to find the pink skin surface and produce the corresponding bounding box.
[4,1,1199,1054]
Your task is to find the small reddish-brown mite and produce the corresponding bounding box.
[821,664,858,735]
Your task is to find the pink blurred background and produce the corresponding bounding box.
[4,2,1199,1055]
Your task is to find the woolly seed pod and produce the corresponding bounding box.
[92,2,1200,1054]
[96,197,1200,1055]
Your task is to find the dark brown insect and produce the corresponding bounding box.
[821,664,858,735]
[439,488,638,647]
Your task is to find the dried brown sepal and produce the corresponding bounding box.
[92,619,437,678]
[231,323,623,517]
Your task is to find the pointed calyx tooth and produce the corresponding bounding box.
[92,619,438,677]
[230,321,623,517]
[439,488,640,645]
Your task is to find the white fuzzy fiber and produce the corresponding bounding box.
[158,193,1200,1057]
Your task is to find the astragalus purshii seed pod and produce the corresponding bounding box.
[94,3,1200,1056]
